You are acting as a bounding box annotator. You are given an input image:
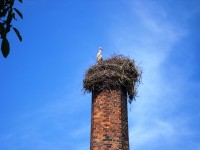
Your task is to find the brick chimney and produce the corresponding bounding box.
[83,55,141,150]
[91,89,129,149]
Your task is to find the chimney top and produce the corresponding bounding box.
[83,54,142,103]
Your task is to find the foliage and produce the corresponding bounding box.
[0,0,23,58]
[83,55,142,103]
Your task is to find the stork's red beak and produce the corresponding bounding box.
[99,47,103,50]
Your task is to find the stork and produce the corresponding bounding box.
[97,47,103,63]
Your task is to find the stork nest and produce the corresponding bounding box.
[83,55,142,103]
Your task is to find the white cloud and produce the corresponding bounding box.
[107,1,194,149]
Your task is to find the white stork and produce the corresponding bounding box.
[97,47,103,62]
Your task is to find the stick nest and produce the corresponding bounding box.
[83,55,142,103]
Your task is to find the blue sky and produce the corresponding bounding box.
[0,0,200,150]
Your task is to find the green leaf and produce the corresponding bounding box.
[6,10,13,25]
[0,23,5,33]
[12,27,22,41]
[0,23,7,39]
[13,8,23,19]
[1,38,10,58]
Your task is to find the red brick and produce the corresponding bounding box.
[90,89,129,150]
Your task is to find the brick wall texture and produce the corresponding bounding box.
[90,89,129,150]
